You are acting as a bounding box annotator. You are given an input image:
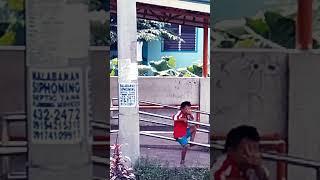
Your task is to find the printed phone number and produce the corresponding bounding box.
[32,130,80,141]
[32,108,80,131]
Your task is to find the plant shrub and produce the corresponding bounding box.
[134,158,210,180]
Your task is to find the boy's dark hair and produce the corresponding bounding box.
[223,125,260,153]
[180,101,191,109]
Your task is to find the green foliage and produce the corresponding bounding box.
[111,17,183,44]
[8,0,24,12]
[166,56,176,69]
[110,58,118,76]
[214,11,319,49]
[177,68,197,77]
[90,20,109,46]
[245,17,270,39]
[134,158,210,180]
[89,0,109,46]
[264,11,295,48]
[109,56,209,77]
[138,65,157,76]
[89,0,109,11]
[0,23,9,37]
[149,56,176,71]
[0,31,15,45]
[149,60,171,72]
[234,38,256,48]
[137,19,183,42]
[0,0,109,46]
[0,0,25,45]
[187,64,203,77]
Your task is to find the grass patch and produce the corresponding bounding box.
[134,158,210,180]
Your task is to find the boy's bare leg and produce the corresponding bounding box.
[180,146,188,165]
[190,125,197,146]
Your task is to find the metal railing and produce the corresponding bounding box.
[139,100,210,115]
[139,131,210,148]
[111,98,211,116]
[112,100,211,147]
[139,111,210,127]
[140,118,209,133]
[0,112,109,180]
[111,99,211,148]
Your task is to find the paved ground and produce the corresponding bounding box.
[140,146,209,168]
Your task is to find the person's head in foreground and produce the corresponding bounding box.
[180,101,192,114]
[212,125,269,180]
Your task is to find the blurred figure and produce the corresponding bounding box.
[211,125,269,180]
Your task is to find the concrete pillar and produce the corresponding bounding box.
[117,0,140,164]
[288,52,320,180]
[26,0,92,179]
[200,78,210,145]
[200,78,210,125]
[203,24,209,77]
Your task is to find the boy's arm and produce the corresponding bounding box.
[175,117,188,122]
[173,113,188,122]
[188,114,194,120]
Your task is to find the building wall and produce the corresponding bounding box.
[0,49,25,113]
[146,28,211,68]
[212,49,288,137]
[0,49,109,123]
[288,52,320,180]
[110,76,210,124]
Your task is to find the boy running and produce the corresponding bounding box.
[173,101,197,165]
[211,125,269,180]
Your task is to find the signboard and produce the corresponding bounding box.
[29,67,84,144]
[119,83,137,107]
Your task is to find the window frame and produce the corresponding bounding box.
[161,25,198,53]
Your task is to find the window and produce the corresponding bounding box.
[163,24,197,52]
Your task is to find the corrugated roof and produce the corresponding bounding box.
[136,0,210,14]
[111,0,210,27]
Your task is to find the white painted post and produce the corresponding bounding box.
[26,0,92,179]
[117,0,140,165]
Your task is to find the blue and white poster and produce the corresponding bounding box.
[29,67,84,144]
[119,83,137,107]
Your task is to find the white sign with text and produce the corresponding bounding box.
[29,67,84,144]
[119,83,137,107]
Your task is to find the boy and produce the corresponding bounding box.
[211,125,269,180]
[173,101,197,165]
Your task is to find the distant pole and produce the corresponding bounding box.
[117,0,140,164]
[203,20,209,78]
[296,0,313,49]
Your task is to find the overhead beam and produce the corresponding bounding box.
[110,0,210,28]
[136,0,210,14]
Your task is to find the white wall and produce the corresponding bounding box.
[110,77,201,105]
[288,52,320,180]
[110,76,210,124]
[212,49,288,137]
